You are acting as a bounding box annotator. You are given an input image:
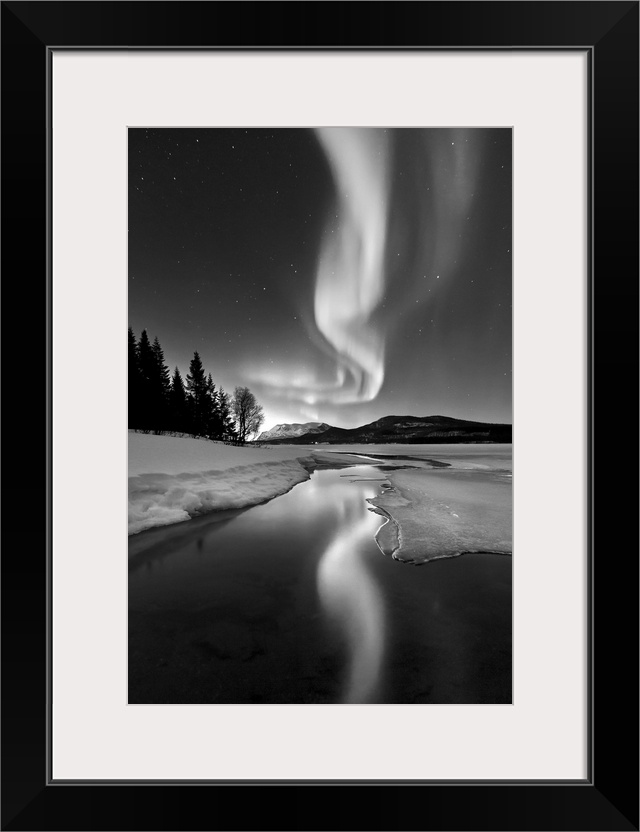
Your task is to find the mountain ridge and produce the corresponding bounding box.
[255,414,511,445]
[256,421,331,442]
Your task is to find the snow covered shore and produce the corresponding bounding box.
[128,433,316,535]
[128,434,513,563]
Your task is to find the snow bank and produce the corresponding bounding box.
[128,433,314,535]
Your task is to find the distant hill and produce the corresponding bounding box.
[257,415,511,444]
[257,421,331,442]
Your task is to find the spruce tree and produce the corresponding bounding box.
[169,367,187,433]
[128,327,142,428]
[136,329,155,430]
[186,351,208,436]
[218,387,238,443]
[151,336,171,431]
[205,373,224,439]
[152,337,171,398]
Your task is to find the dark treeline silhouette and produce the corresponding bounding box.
[129,327,262,443]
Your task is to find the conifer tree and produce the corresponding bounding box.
[131,328,247,440]
[128,327,142,428]
[218,387,238,443]
[150,336,171,431]
[152,337,171,399]
[186,351,208,436]
[205,373,224,439]
[169,367,188,433]
[136,329,156,430]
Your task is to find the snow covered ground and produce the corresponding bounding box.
[128,433,316,534]
[128,434,512,562]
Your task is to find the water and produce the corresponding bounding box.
[129,462,511,704]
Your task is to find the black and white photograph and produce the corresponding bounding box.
[4,0,640,822]
[128,127,512,705]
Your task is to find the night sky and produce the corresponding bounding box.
[129,128,511,431]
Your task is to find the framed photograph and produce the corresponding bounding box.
[126,122,515,711]
[3,2,637,830]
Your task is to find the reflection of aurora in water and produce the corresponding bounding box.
[128,460,512,705]
[316,482,386,704]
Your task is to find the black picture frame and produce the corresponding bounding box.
[2,2,638,830]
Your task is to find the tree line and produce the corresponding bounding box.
[128,328,265,443]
